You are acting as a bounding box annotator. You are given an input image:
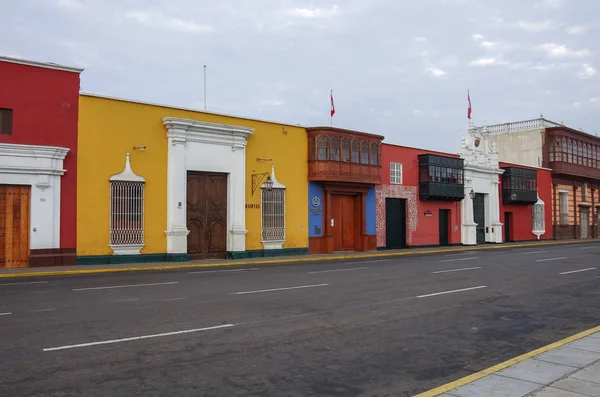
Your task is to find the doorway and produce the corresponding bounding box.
[385,198,407,249]
[331,194,356,251]
[439,209,450,246]
[0,185,31,268]
[473,193,486,244]
[504,212,513,242]
[580,207,589,239]
[186,171,228,259]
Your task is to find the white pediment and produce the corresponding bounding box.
[457,122,501,173]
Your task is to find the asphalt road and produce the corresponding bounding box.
[1,243,599,396]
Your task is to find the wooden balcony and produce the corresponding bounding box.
[308,160,381,184]
[549,161,600,180]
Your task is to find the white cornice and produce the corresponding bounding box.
[0,56,83,74]
[0,143,69,160]
[110,153,145,182]
[163,117,254,148]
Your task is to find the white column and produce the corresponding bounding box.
[461,179,477,245]
[490,179,503,243]
[228,149,247,253]
[165,134,189,254]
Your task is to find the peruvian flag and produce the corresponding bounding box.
[330,90,335,117]
[467,90,472,119]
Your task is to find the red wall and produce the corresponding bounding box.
[0,60,81,249]
[378,143,462,247]
[499,162,553,241]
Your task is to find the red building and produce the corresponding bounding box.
[0,56,82,267]
[499,162,553,242]
[377,143,464,249]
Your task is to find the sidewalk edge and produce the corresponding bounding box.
[412,325,600,397]
[0,239,596,279]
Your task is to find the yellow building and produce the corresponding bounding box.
[77,93,308,264]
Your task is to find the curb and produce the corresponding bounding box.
[0,239,597,279]
[412,324,600,397]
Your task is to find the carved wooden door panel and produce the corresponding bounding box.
[187,172,228,259]
[0,185,30,268]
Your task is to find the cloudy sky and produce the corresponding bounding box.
[1,0,598,152]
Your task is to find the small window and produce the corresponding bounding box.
[317,136,330,160]
[559,191,569,225]
[390,162,403,184]
[262,188,285,242]
[361,141,369,164]
[331,136,341,161]
[110,181,145,247]
[351,140,360,163]
[370,143,379,165]
[0,108,13,135]
[341,138,351,161]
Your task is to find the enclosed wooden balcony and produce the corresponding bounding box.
[307,127,383,184]
[544,128,600,180]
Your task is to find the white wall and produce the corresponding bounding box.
[489,128,544,167]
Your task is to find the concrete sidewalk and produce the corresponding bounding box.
[418,327,600,397]
[0,239,598,278]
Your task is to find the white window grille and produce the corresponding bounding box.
[559,191,569,225]
[532,195,545,240]
[261,165,286,250]
[390,162,403,184]
[109,153,146,255]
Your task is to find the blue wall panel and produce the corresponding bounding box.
[308,182,324,237]
[366,186,377,235]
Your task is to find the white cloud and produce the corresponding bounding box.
[413,36,428,42]
[578,64,596,79]
[126,11,213,33]
[472,33,484,41]
[425,67,447,77]
[539,43,591,58]
[286,5,339,18]
[517,20,554,31]
[260,99,284,106]
[468,58,508,67]
[566,25,587,35]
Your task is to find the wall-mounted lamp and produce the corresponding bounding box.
[282,127,288,135]
[469,189,476,200]
[264,176,273,191]
[133,145,147,152]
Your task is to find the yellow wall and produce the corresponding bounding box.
[77,94,308,256]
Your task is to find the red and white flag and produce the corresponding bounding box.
[467,90,472,119]
[330,90,335,117]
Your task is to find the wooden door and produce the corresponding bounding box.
[385,198,406,249]
[473,193,486,244]
[187,172,228,259]
[439,209,450,246]
[504,212,512,242]
[580,208,589,239]
[0,185,30,268]
[331,194,356,251]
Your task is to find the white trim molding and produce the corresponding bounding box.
[261,165,286,250]
[109,153,146,255]
[0,55,84,74]
[162,117,254,256]
[0,143,70,250]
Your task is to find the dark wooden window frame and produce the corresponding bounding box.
[0,108,13,135]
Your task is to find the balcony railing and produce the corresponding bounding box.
[502,189,538,205]
[549,161,600,180]
[484,118,562,134]
[308,160,381,184]
[419,182,464,201]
